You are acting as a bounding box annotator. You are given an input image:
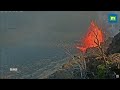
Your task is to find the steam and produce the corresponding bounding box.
[97,11,120,37]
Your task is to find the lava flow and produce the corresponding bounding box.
[76,20,104,53]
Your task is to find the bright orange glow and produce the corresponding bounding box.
[76,21,104,53]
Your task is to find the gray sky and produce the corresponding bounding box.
[0,11,98,48]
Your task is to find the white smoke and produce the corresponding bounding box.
[97,11,120,37]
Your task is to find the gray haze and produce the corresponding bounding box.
[0,11,98,48]
[1,11,120,79]
[97,11,120,37]
[0,11,119,66]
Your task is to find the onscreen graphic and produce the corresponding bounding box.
[0,11,120,79]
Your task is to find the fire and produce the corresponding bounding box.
[76,20,104,53]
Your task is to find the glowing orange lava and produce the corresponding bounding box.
[76,21,104,53]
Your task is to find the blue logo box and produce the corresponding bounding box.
[108,14,118,23]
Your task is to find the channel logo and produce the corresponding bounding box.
[108,14,118,23]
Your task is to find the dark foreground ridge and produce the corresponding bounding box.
[47,32,120,79]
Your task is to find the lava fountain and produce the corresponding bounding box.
[76,20,104,53]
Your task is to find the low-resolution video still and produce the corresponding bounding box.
[0,11,120,79]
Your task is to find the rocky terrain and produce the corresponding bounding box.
[47,32,120,79]
[107,32,120,54]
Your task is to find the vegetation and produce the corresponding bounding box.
[48,30,120,79]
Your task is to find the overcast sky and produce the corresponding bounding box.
[0,11,99,48]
